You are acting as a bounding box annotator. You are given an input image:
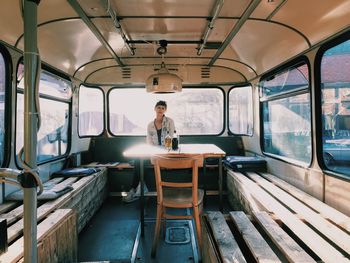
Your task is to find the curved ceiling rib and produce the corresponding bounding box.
[14,17,80,47]
[249,18,311,47]
[17,16,311,57]
[217,58,257,76]
[73,56,256,79]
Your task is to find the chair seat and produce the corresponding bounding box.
[163,188,204,207]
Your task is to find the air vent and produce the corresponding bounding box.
[122,67,131,79]
[201,67,210,79]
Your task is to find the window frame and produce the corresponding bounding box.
[227,84,254,136]
[15,60,72,166]
[0,44,12,168]
[314,30,350,180]
[259,56,313,167]
[107,86,226,137]
[77,84,105,138]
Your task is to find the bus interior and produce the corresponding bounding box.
[0,0,350,262]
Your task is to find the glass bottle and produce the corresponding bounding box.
[164,131,172,150]
[172,130,179,150]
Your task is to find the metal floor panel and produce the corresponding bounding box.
[78,195,231,262]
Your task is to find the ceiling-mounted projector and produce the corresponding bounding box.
[146,63,182,93]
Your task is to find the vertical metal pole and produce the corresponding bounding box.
[203,157,207,206]
[23,0,40,262]
[140,159,145,237]
[219,157,223,212]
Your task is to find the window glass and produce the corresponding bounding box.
[78,85,104,136]
[16,65,71,163]
[261,64,309,98]
[320,39,350,175]
[108,88,224,135]
[17,64,72,100]
[16,95,69,162]
[263,94,311,162]
[261,62,311,164]
[0,53,6,165]
[228,86,253,135]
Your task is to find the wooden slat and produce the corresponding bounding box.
[260,172,350,232]
[0,209,75,263]
[253,211,316,263]
[36,210,77,263]
[228,170,350,263]
[0,201,19,215]
[247,172,350,255]
[61,169,108,232]
[226,172,262,213]
[0,177,66,225]
[207,211,247,263]
[202,215,221,263]
[6,177,79,243]
[0,204,25,226]
[230,211,281,263]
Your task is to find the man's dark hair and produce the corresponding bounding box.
[155,100,167,108]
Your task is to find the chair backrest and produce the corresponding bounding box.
[152,154,203,204]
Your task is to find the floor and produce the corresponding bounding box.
[78,195,232,263]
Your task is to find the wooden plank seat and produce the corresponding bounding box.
[202,210,316,263]
[226,170,350,263]
[0,167,108,262]
[259,172,350,232]
[0,209,77,263]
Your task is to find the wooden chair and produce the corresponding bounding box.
[151,154,204,257]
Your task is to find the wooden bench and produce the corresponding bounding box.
[202,210,316,263]
[0,167,108,262]
[226,170,350,263]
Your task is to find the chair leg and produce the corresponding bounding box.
[151,204,163,258]
[193,206,202,250]
[162,208,166,239]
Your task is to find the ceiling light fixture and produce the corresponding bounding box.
[145,40,182,93]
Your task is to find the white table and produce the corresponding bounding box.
[124,143,226,236]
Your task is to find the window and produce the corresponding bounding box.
[78,85,104,136]
[108,88,224,135]
[319,38,350,175]
[228,85,253,135]
[16,63,71,163]
[260,61,311,164]
[0,50,7,166]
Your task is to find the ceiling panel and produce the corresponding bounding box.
[273,0,350,45]
[207,19,237,42]
[17,19,114,76]
[113,0,215,17]
[38,0,77,24]
[121,18,206,41]
[215,58,257,80]
[0,1,22,46]
[220,0,254,17]
[218,20,309,75]
[250,0,284,19]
